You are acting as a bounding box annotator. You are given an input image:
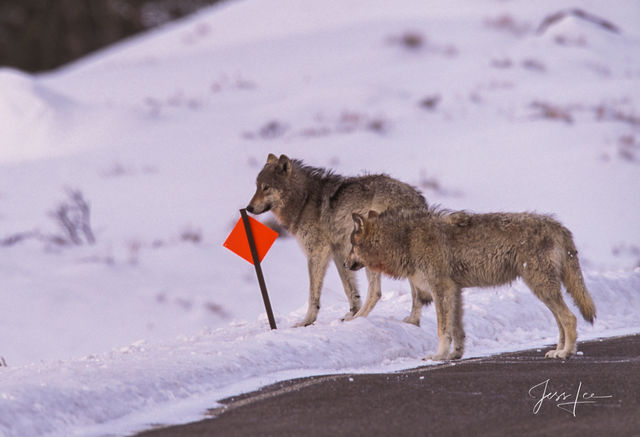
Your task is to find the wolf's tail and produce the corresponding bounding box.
[561,229,596,324]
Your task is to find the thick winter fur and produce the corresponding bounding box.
[346,208,596,360]
[247,154,429,326]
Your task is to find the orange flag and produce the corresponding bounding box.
[223,216,278,264]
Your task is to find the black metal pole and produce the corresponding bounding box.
[240,208,277,330]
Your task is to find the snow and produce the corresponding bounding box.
[1,0,639,435]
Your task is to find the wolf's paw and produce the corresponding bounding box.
[447,350,463,360]
[353,308,370,319]
[341,311,357,322]
[292,319,314,328]
[424,353,448,362]
[403,316,420,327]
[545,349,571,359]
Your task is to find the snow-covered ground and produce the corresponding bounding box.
[1,0,639,435]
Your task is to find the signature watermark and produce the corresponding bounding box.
[529,378,613,417]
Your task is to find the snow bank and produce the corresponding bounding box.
[0,69,71,163]
[1,271,638,437]
[0,68,129,164]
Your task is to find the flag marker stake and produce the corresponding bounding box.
[240,208,277,330]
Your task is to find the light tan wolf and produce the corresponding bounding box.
[247,154,429,326]
[345,208,596,360]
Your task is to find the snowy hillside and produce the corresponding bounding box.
[1,0,639,435]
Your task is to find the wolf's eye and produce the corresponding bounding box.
[262,184,270,192]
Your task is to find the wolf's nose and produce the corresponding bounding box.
[246,205,254,214]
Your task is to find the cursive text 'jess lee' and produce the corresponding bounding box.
[529,378,613,416]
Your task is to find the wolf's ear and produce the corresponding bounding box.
[277,154,292,175]
[352,213,366,232]
[367,210,379,220]
[267,153,278,164]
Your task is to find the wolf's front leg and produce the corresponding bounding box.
[352,268,381,319]
[333,253,361,321]
[403,281,432,326]
[294,250,332,327]
[447,285,465,360]
[426,289,452,361]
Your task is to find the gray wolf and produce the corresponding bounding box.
[346,208,596,360]
[247,154,429,326]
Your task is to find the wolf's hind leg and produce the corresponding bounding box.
[542,297,577,359]
[524,272,577,359]
[551,313,566,352]
[353,268,382,319]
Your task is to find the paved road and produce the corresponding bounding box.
[137,334,640,437]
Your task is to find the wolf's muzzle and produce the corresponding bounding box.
[246,203,271,215]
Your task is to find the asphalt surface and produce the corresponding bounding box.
[137,334,640,437]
